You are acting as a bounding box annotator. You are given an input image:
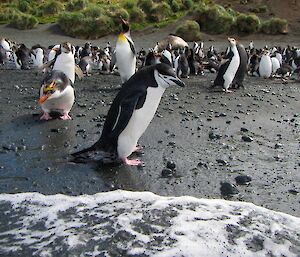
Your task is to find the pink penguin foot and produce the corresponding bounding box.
[60,113,72,120]
[133,145,143,153]
[122,158,142,166]
[40,112,52,120]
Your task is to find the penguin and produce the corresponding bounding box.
[232,43,248,89]
[176,47,190,78]
[38,70,75,120]
[79,56,93,76]
[0,45,8,65]
[145,48,157,66]
[271,56,280,74]
[259,50,272,78]
[115,18,136,84]
[80,42,92,58]
[0,38,11,59]
[72,63,185,166]
[13,44,30,70]
[160,48,173,67]
[213,38,240,92]
[31,46,46,68]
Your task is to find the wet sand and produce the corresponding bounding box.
[0,24,299,217]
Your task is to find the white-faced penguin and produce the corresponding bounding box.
[259,50,272,78]
[38,70,74,120]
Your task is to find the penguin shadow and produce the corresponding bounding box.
[11,113,43,128]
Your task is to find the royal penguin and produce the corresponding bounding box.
[72,63,185,166]
[31,45,46,68]
[213,38,240,92]
[80,42,92,58]
[115,18,136,84]
[259,50,272,78]
[79,56,93,76]
[38,70,75,120]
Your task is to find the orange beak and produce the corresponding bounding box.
[38,94,50,105]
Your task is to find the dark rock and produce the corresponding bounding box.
[288,189,299,195]
[50,128,60,133]
[242,136,253,142]
[216,159,228,166]
[166,161,176,170]
[220,182,239,196]
[209,131,222,140]
[161,168,175,178]
[275,143,283,149]
[240,127,249,132]
[235,175,252,185]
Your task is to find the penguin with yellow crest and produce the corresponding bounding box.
[115,18,136,85]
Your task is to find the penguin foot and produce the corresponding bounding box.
[123,158,142,166]
[60,113,72,120]
[133,145,143,153]
[40,112,52,120]
[223,88,233,93]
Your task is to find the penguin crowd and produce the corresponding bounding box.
[1,18,300,165]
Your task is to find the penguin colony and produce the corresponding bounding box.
[1,20,300,165]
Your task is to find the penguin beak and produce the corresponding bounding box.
[171,77,185,87]
[38,81,56,104]
[38,94,51,104]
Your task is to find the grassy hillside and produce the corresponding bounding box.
[0,0,289,39]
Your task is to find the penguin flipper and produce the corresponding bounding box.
[40,59,55,70]
[75,64,84,80]
[126,37,136,55]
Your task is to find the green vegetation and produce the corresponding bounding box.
[0,0,289,37]
[193,3,235,34]
[235,13,260,34]
[175,19,201,41]
[260,18,288,34]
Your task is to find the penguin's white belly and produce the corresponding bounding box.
[33,50,44,68]
[223,54,240,89]
[41,86,75,114]
[13,52,21,69]
[53,53,75,83]
[275,53,282,65]
[116,42,136,83]
[117,86,165,159]
[259,57,272,78]
[271,57,280,74]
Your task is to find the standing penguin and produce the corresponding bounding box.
[115,18,136,84]
[72,63,185,166]
[232,43,248,89]
[259,50,272,78]
[38,70,75,120]
[213,38,240,92]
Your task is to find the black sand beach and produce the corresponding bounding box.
[0,24,300,217]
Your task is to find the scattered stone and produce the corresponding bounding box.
[216,159,228,166]
[242,136,253,142]
[161,168,175,178]
[220,182,239,196]
[288,189,299,195]
[209,131,222,140]
[275,143,283,149]
[50,128,60,133]
[235,175,252,185]
[166,161,176,170]
[240,127,249,132]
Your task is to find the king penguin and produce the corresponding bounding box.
[115,18,136,84]
[213,38,240,92]
[72,63,185,166]
[38,70,75,120]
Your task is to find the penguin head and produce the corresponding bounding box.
[121,18,130,33]
[154,63,185,89]
[227,37,237,46]
[61,42,72,53]
[38,71,70,104]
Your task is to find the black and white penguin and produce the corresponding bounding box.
[259,50,272,78]
[79,56,93,76]
[0,38,11,59]
[31,44,47,68]
[213,38,240,92]
[13,43,30,70]
[175,47,190,78]
[115,18,136,84]
[80,42,92,58]
[38,70,75,120]
[232,43,248,89]
[145,49,157,66]
[72,63,185,166]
